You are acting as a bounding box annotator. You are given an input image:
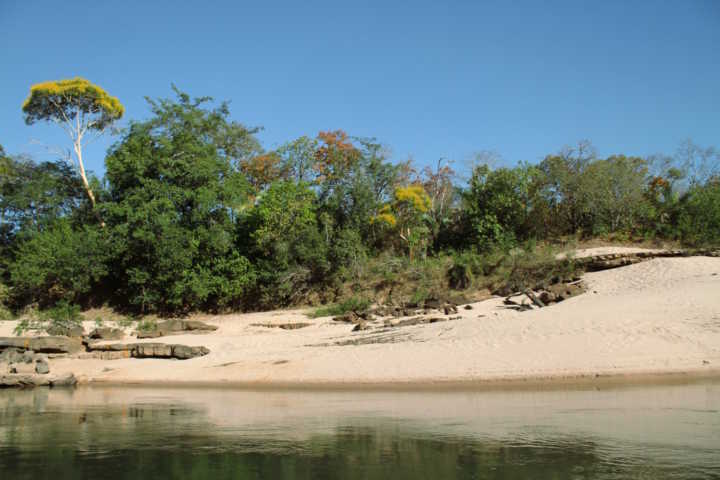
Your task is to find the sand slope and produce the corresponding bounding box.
[1,255,719,385]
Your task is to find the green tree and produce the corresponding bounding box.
[537,141,596,235]
[21,78,124,214]
[581,155,650,234]
[8,219,109,307]
[104,88,257,313]
[675,178,720,245]
[243,181,328,306]
[463,164,539,250]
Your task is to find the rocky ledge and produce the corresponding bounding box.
[85,342,210,360]
[136,319,218,339]
[0,373,77,388]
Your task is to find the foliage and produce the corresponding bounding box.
[104,88,258,313]
[374,184,432,259]
[675,179,720,246]
[0,155,88,234]
[0,283,11,320]
[13,300,82,335]
[22,77,124,129]
[310,296,371,318]
[8,219,109,307]
[4,83,720,317]
[243,181,329,307]
[463,164,538,250]
[22,77,125,211]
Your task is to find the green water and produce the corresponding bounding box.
[1,380,719,479]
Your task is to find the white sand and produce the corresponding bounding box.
[2,254,719,386]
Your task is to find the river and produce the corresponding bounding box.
[1,379,718,479]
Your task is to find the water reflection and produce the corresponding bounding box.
[1,381,719,479]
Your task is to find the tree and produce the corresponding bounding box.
[419,158,459,248]
[537,141,596,235]
[22,77,124,217]
[9,218,110,307]
[581,155,649,234]
[243,181,328,306]
[463,164,538,250]
[374,184,432,260]
[104,88,257,313]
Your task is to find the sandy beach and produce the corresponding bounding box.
[2,249,719,386]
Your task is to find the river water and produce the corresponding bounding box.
[0,379,718,479]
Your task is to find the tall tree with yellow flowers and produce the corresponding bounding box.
[22,78,124,220]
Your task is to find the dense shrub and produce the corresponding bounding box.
[676,179,720,246]
[8,219,109,307]
[103,89,258,313]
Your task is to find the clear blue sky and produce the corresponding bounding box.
[1,0,718,177]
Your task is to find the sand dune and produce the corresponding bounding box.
[1,253,719,386]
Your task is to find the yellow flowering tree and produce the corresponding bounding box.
[22,78,124,216]
[373,184,431,260]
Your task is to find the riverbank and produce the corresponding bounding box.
[1,249,719,387]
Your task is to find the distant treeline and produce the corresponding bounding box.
[1,88,718,316]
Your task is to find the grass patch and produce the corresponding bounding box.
[309,296,371,318]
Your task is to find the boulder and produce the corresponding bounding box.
[171,345,210,360]
[333,311,360,323]
[133,343,173,358]
[9,362,36,374]
[352,322,370,332]
[423,298,443,310]
[181,320,219,332]
[0,336,83,354]
[49,373,77,387]
[0,372,76,389]
[88,327,125,341]
[35,357,50,374]
[0,348,24,364]
[86,342,210,360]
[47,325,85,338]
[136,319,218,339]
[547,283,584,301]
[1,374,48,388]
[251,323,311,330]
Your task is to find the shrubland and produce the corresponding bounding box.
[1,82,718,320]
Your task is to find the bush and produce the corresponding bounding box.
[9,220,109,307]
[0,283,12,320]
[310,296,371,318]
[676,180,720,246]
[14,300,82,335]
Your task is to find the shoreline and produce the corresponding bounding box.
[3,250,720,391]
[79,368,720,391]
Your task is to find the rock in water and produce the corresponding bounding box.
[49,373,76,387]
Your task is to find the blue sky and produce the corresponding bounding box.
[1,0,718,177]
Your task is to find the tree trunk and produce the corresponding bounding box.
[74,139,105,227]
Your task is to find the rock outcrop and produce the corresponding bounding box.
[251,323,311,330]
[87,327,125,341]
[46,325,85,338]
[0,373,76,388]
[136,319,218,339]
[85,342,210,360]
[0,336,83,354]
